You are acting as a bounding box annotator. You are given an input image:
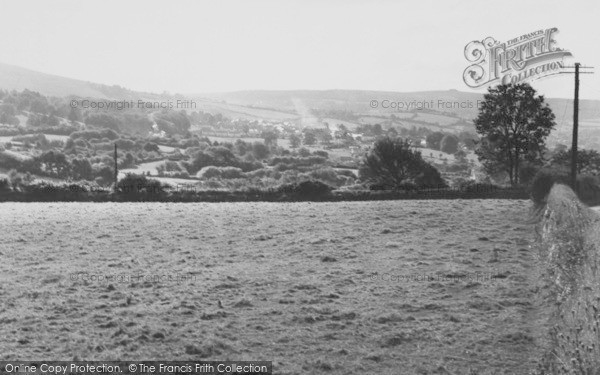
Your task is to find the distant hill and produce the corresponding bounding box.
[194,90,600,148]
[0,62,598,144]
[0,62,158,100]
[197,89,600,124]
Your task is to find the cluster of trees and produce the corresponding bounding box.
[189,111,226,127]
[4,83,597,196]
[425,131,477,153]
[356,83,588,191]
[426,132,458,153]
[359,137,446,190]
[549,147,600,175]
[0,89,195,137]
[0,149,115,186]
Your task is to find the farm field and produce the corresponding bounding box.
[0,134,70,143]
[0,200,544,374]
[120,160,167,177]
[192,100,299,122]
[203,135,292,150]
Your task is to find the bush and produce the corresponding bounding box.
[116,173,165,196]
[303,167,354,187]
[157,161,182,174]
[415,162,447,188]
[115,138,136,151]
[529,169,600,206]
[360,137,442,189]
[220,167,245,179]
[518,162,540,186]
[278,180,333,198]
[575,175,600,206]
[143,142,160,153]
[70,129,119,141]
[0,178,10,192]
[159,171,190,179]
[460,182,499,194]
[196,166,245,179]
[8,169,23,191]
[0,151,24,170]
[397,182,419,192]
[268,156,326,167]
[197,166,221,179]
[440,134,459,154]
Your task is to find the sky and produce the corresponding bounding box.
[0,0,598,99]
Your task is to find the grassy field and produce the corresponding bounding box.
[0,200,545,373]
[192,100,299,122]
[0,134,70,143]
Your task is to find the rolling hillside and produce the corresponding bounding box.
[0,62,599,146]
[198,89,600,125]
[0,62,157,100]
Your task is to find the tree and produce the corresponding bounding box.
[68,107,83,123]
[252,142,269,160]
[474,83,555,185]
[8,169,23,191]
[551,148,600,175]
[387,127,398,139]
[334,124,350,140]
[440,134,459,154]
[143,142,160,153]
[123,152,135,168]
[241,123,250,135]
[415,163,447,188]
[289,133,301,148]
[0,112,19,126]
[85,113,121,131]
[46,114,60,127]
[38,151,70,178]
[71,158,93,180]
[298,147,311,157]
[372,124,383,136]
[426,132,444,150]
[153,110,191,134]
[0,103,17,116]
[359,136,443,189]
[302,131,317,146]
[458,131,478,150]
[454,149,467,163]
[261,130,279,148]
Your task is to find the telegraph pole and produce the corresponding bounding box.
[571,63,579,190]
[561,63,594,190]
[114,143,118,191]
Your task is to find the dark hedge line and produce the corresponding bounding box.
[0,184,529,202]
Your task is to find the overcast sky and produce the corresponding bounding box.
[0,0,598,99]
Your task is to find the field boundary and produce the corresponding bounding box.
[533,184,600,373]
[0,186,530,202]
